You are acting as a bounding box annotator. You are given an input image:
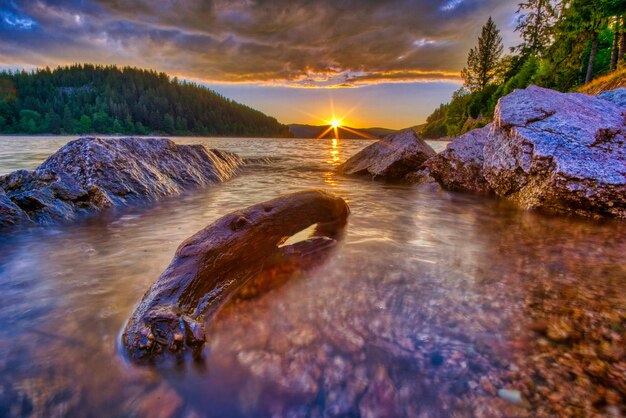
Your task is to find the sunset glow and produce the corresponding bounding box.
[0,0,519,128]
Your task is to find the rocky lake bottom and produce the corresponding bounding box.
[0,136,624,417]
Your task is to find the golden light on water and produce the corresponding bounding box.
[330,138,340,163]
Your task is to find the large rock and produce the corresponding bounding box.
[425,125,493,194]
[336,129,436,180]
[483,86,626,218]
[596,88,626,107]
[0,137,243,227]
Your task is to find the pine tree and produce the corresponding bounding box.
[461,17,505,92]
[515,0,559,55]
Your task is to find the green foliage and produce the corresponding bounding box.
[0,64,291,137]
[78,115,92,133]
[488,56,540,112]
[515,0,558,55]
[422,0,626,138]
[19,109,42,134]
[461,17,505,92]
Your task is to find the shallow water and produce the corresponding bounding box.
[0,136,624,417]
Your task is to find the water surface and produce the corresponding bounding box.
[0,136,624,417]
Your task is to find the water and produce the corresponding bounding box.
[0,136,624,417]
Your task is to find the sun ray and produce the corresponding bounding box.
[316,125,335,139]
[304,96,375,139]
[339,125,378,139]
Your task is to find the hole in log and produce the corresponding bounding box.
[279,224,318,247]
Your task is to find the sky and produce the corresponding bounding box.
[0,0,521,129]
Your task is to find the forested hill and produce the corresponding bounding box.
[0,64,292,137]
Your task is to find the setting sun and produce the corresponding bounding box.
[331,119,341,128]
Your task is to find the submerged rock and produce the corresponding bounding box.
[122,190,349,363]
[0,137,243,228]
[497,388,527,407]
[425,125,493,194]
[483,86,626,218]
[336,129,436,180]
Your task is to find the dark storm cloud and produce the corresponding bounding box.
[1,0,519,86]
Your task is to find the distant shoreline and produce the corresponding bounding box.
[0,133,451,141]
[0,133,379,140]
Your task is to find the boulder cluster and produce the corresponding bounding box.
[0,137,243,229]
[337,86,626,219]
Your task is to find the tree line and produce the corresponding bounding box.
[421,0,626,138]
[0,64,292,137]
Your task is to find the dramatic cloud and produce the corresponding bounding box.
[1,0,519,87]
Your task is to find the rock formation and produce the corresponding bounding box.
[122,190,350,362]
[597,88,626,107]
[483,86,625,218]
[336,129,436,180]
[425,125,493,194]
[0,137,243,228]
[424,86,626,218]
[0,187,30,228]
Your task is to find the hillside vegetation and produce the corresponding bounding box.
[422,0,626,139]
[579,67,626,94]
[0,64,291,137]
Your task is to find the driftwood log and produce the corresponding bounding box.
[122,190,350,362]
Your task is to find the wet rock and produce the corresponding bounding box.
[322,356,353,388]
[287,326,318,347]
[135,384,183,418]
[324,388,355,417]
[123,190,350,362]
[483,86,626,218]
[425,125,493,194]
[0,137,243,228]
[404,168,430,184]
[546,318,573,343]
[322,323,365,353]
[358,366,400,418]
[0,187,30,228]
[238,350,319,400]
[498,388,527,407]
[336,129,436,180]
[238,350,283,381]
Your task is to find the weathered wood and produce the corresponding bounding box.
[122,190,350,362]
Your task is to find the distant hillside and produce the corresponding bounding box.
[289,124,396,139]
[0,64,291,137]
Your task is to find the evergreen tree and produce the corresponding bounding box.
[461,17,505,92]
[78,115,92,133]
[515,0,559,55]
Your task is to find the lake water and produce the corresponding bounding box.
[0,136,624,417]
